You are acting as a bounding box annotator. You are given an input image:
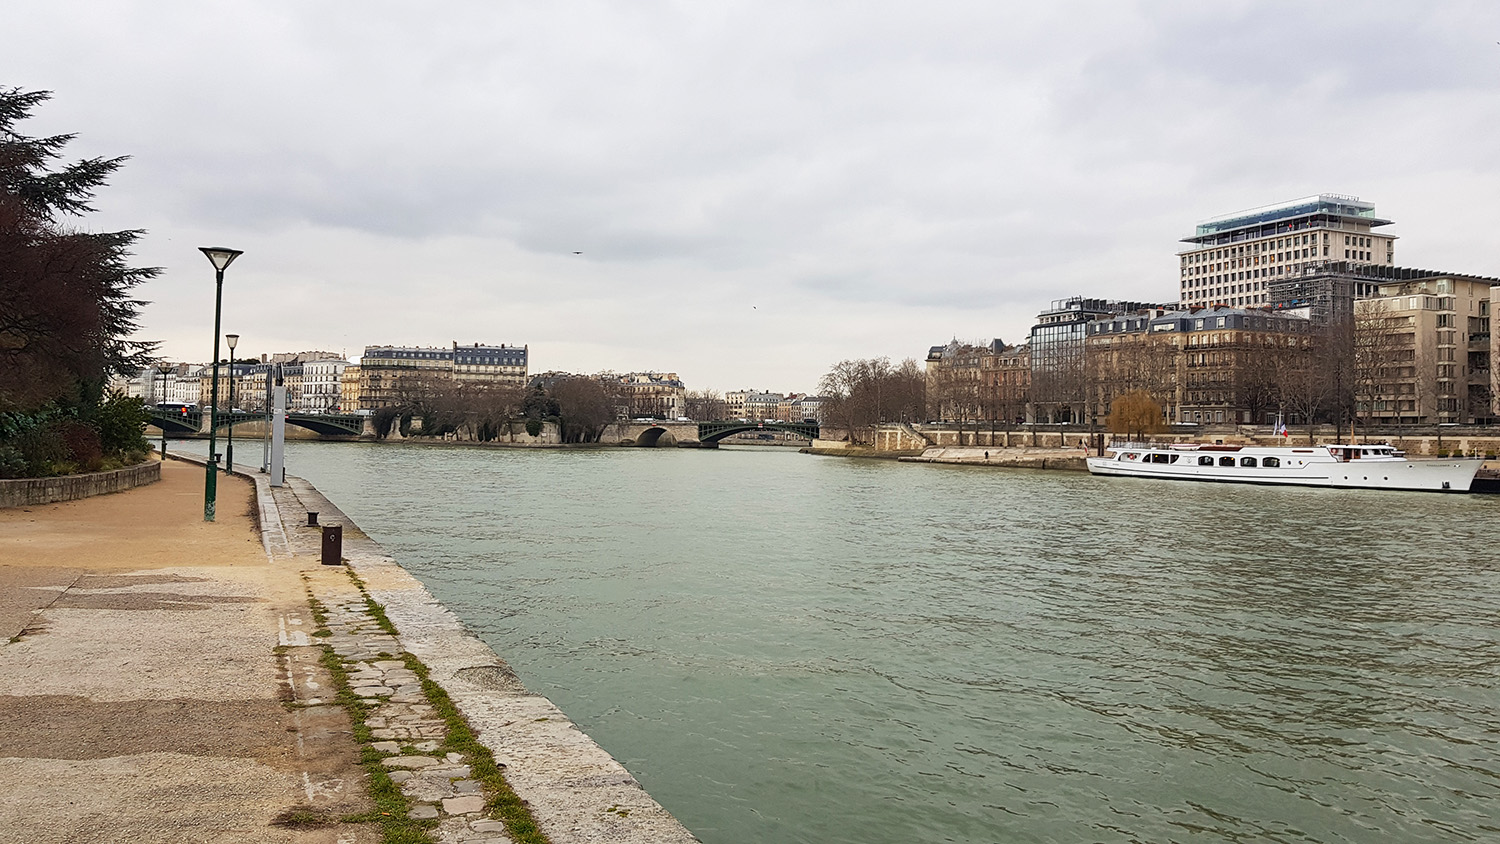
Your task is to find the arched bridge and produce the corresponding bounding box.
[145,408,367,437]
[697,420,819,443]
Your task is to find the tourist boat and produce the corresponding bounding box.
[1086,442,1482,492]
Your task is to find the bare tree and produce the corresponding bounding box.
[551,377,618,442]
[683,389,726,421]
[819,357,926,444]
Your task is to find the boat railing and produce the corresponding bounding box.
[1107,441,1187,451]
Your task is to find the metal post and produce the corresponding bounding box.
[226,343,236,475]
[158,366,168,458]
[199,247,241,522]
[270,368,287,487]
[205,270,223,521]
[262,369,271,473]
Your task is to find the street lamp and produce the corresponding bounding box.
[200,246,242,522]
[225,333,239,476]
[157,363,172,458]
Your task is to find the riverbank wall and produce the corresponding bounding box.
[899,447,1088,471]
[0,459,160,508]
[172,454,699,842]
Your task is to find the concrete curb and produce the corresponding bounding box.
[224,459,699,843]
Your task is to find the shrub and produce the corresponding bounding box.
[61,421,103,471]
[93,391,148,455]
[525,418,543,437]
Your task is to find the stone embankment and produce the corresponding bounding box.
[247,458,703,843]
[898,446,1089,471]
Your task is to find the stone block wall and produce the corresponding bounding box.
[0,461,161,508]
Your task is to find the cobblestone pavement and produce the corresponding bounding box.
[265,469,700,844]
[309,571,514,843]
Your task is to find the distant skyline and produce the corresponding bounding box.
[12,2,1500,393]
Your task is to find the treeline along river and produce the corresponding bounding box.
[179,440,1500,843]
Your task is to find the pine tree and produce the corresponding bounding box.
[0,87,159,475]
[0,86,159,413]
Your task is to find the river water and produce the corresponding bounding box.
[183,439,1500,843]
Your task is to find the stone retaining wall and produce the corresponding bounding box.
[0,460,161,508]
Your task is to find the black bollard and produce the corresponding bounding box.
[321,524,343,565]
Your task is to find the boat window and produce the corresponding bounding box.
[1240,456,1258,467]
[1219,456,1235,467]
[1263,457,1280,468]
[1122,452,1139,461]
[1149,453,1170,464]
[1198,456,1214,466]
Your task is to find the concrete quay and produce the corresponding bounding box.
[0,456,699,843]
[898,445,1089,471]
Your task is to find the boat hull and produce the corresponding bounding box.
[1086,451,1481,492]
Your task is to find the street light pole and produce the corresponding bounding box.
[157,364,171,458]
[200,246,242,522]
[225,333,239,476]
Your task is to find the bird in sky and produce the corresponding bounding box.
[572,251,582,255]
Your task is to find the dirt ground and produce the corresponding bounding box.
[0,459,375,843]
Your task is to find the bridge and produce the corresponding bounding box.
[603,419,819,446]
[145,408,368,437]
[697,420,819,444]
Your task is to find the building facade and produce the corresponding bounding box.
[1353,272,1497,425]
[1029,297,1159,423]
[1087,306,1312,426]
[357,342,528,410]
[1179,194,1395,310]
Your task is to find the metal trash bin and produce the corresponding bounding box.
[321,524,343,565]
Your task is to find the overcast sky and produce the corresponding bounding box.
[13,1,1500,393]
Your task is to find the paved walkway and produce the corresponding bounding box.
[0,458,373,843]
[0,456,699,844]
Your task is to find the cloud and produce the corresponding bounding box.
[12,0,1500,392]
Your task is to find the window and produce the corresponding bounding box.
[1219,456,1235,467]
[1240,456,1258,467]
[1198,456,1214,466]
[1263,457,1280,468]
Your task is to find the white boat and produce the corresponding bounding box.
[1086,442,1481,492]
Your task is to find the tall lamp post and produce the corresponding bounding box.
[200,246,243,522]
[225,333,239,476]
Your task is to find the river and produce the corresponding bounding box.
[179,439,1500,843]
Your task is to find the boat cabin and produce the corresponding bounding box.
[1327,445,1400,462]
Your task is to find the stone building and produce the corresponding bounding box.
[357,342,528,410]
[924,340,1031,424]
[1353,271,1497,425]
[299,358,350,412]
[1086,306,1312,426]
[606,372,686,419]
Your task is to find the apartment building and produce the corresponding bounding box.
[1179,194,1395,310]
[358,342,528,410]
[1086,306,1312,426]
[924,340,1032,424]
[300,358,350,412]
[608,372,686,419]
[1354,271,1497,425]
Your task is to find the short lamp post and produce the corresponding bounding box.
[201,246,243,522]
[157,364,172,457]
[225,333,239,476]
